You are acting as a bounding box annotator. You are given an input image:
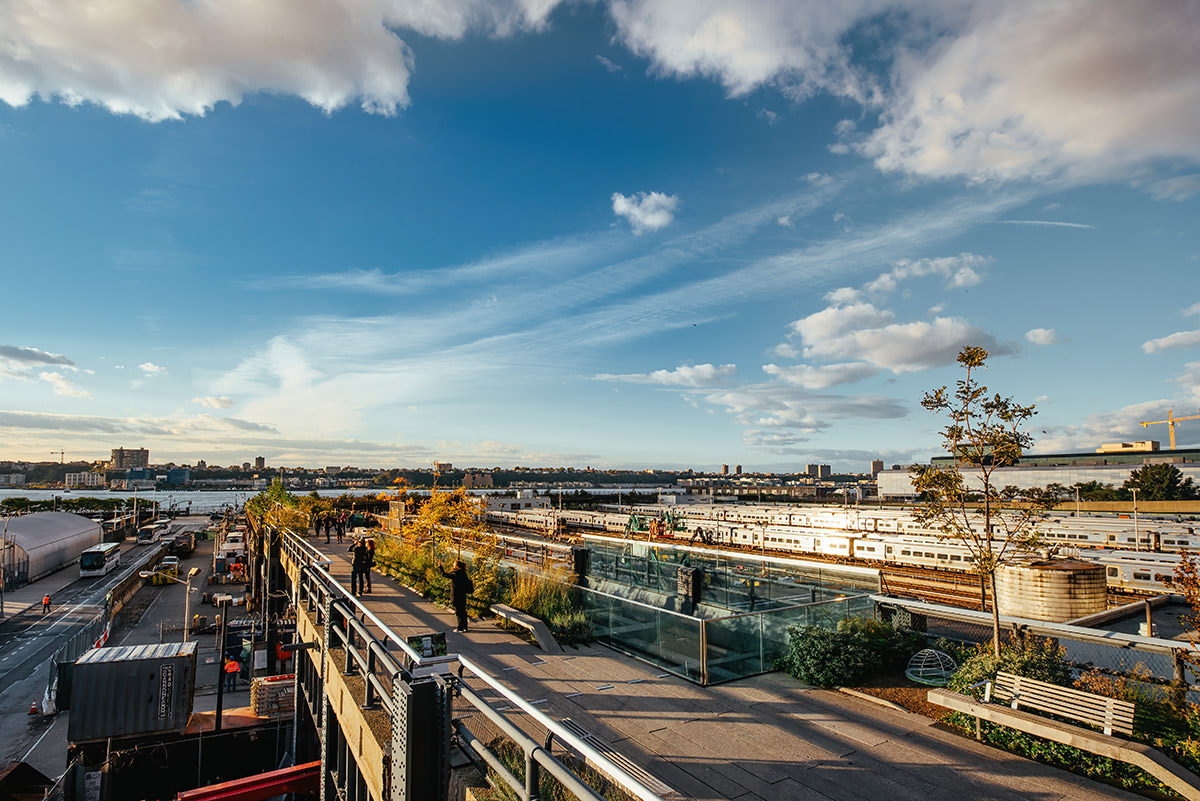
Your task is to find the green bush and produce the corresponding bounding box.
[946,636,1072,696]
[508,570,592,645]
[777,618,924,688]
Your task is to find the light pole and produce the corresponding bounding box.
[1132,488,1140,552]
[138,567,201,642]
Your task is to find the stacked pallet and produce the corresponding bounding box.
[251,674,295,719]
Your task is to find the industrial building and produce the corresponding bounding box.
[0,511,101,586]
[879,444,1200,498]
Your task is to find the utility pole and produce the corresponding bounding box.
[214,595,231,732]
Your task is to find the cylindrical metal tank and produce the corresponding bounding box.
[68,642,197,743]
[4,511,101,582]
[996,557,1107,622]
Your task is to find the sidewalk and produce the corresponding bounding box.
[1,565,88,620]
[316,536,1144,801]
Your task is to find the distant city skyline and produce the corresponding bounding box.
[1,3,1197,473]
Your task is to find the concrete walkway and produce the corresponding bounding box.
[324,538,1145,801]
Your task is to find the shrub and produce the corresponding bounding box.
[946,636,1071,696]
[508,570,592,645]
[777,618,924,688]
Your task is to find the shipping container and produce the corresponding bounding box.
[68,642,197,743]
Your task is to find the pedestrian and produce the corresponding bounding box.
[364,538,375,594]
[324,514,332,544]
[42,594,51,615]
[439,560,474,632]
[224,655,239,691]
[336,516,345,544]
[349,538,370,596]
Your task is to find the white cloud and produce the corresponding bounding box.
[757,108,778,125]
[791,302,997,373]
[1185,302,1200,317]
[0,0,561,121]
[1149,174,1200,202]
[193,395,235,409]
[38,371,91,399]
[139,362,166,376]
[608,1,881,103]
[1143,330,1200,354]
[611,191,679,234]
[1025,328,1058,345]
[863,253,987,295]
[595,363,736,387]
[862,3,1200,183]
[763,362,879,389]
[776,215,792,228]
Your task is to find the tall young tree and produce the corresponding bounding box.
[1123,463,1198,501]
[911,346,1057,656]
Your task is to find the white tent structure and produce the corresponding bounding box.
[1,512,101,584]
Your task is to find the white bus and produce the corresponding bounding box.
[80,542,122,577]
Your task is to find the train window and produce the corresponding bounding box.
[925,552,935,558]
[1133,572,1151,581]
[901,550,911,556]
[1155,574,1172,583]
[950,555,962,561]
[1107,567,1119,577]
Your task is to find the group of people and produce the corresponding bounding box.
[348,536,376,596]
[318,511,354,544]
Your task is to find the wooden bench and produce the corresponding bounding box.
[929,671,1200,801]
[490,604,562,653]
[989,671,1134,736]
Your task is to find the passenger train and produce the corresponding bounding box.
[485,503,1197,594]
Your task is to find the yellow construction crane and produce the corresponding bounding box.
[1139,409,1200,450]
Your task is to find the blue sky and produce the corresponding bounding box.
[1,1,1198,472]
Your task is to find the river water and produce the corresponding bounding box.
[0,486,673,514]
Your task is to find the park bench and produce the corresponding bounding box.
[490,604,562,653]
[929,670,1200,800]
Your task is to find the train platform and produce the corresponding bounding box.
[316,536,1143,801]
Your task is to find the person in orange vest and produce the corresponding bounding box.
[42,594,51,614]
[224,655,240,691]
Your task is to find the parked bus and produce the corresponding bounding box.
[136,521,170,543]
[80,542,122,577]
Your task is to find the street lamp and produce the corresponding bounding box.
[1132,488,1140,552]
[138,567,201,642]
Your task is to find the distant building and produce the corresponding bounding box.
[196,459,207,469]
[806,464,832,479]
[462,472,494,488]
[242,462,251,471]
[110,448,149,471]
[870,459,884,477]
[126,468,155,481]
[325,466,342,474]
[1097,441,1159,454]
[0,473,26,486]
[165,467,191,485]
[65,472,105,488]
[721,464,729,475]
[254,456,266,469]
[735,464,742,475]
[433,461,453,472]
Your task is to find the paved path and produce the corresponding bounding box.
[324,537,1144,801]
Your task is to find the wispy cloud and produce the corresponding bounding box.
[595,54,622,74]
[39,372,91,399]
[193,395,235,409]
[595,363,736,387]
[994,220,1094,229]
[1026,328,1058,345]
[139,362,166,376]
[0,345,75,368]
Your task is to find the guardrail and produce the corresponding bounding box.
[279,527,666,801]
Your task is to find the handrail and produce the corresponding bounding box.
[277,526,666,801]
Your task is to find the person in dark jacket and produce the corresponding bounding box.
[349,539,371,596]
[440,560,473,632]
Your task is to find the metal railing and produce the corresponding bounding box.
[280,528,666,801]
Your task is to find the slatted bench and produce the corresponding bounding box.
[929,671,1200,801]
[989,671,1134,736]
[490,603,563,653]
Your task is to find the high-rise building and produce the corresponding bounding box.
[870,459,884,476]
[255,456,266,469]
[433,461,453,472]
[242,462,251,471]
[735,464,742,475]
[110,447,149,471]
[806,464,832,478]
[196,459,207,469]
[721,464,729,475]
